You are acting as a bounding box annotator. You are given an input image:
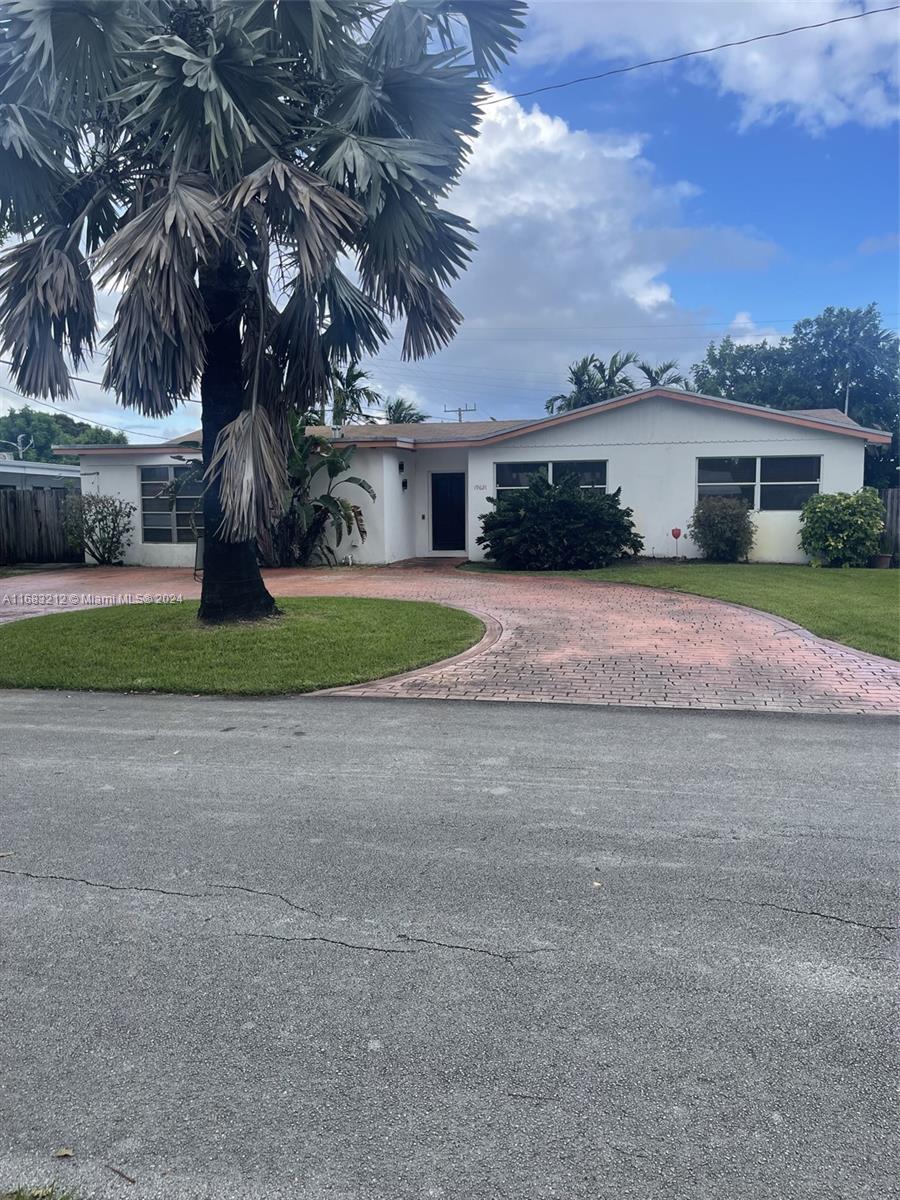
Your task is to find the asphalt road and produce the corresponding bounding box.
[0,691,897,1200]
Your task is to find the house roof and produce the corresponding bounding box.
[53,388,892,456]
[328,388,892,448]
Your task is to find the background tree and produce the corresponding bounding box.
[382,396,428,423]
[0,405,127,463]
[329,361,380,426]
[636,359,686,389]
[0,0,525,621]
[545,351,638,414]
[692,305,899,486]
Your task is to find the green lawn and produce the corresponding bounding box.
[464,560,899,660]
[0,597,483,695]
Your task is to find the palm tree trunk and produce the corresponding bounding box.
[197,258,277,624]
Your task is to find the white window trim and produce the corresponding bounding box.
[696,455,821,512]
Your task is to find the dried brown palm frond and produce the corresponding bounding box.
[0,225,95,398]
[225,158,364,289]
[206,405,288,544]
[101,276,207,417]
[96,183,226,413]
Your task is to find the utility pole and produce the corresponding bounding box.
[443,403,476,423]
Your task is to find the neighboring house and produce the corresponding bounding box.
[0,456,81,492]
[58,388,890,567]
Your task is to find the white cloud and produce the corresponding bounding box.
[363,93,779,419]
[726,310,783,345]
[519,0,900,132]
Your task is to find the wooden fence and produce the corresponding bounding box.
[880,488,899,559]
[0,488,82,565]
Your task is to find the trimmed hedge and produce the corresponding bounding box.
[799,488,885,567]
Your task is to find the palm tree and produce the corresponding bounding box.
[636,359,686,389]
[383,397,429,424]
[330,361,381,426]
[546,352,639,414]
[0,0,525,622]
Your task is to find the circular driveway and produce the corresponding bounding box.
[1,561,898,715]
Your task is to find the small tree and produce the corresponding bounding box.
[688,497,755,562]
[268,430,375,567]
[477,476,643,570]
[64,493,136,565]
[799,489,885,567]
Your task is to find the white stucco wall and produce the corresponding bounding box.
[464,397,868,564]
[80,451,200,567]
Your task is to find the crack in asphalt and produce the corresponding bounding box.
[700,894,898,941]
[396,933,553,963]
[0,867,322,917]
[0,867,203,899]
[232,931,414,955]
[210,882,322,918]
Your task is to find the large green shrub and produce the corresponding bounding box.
[687,496,755,562]
[799,488,885,566]
[476,476,643,570]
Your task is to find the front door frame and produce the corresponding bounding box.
[428,470,467,554]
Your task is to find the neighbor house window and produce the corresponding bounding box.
[758,456,820,510]
[495,462,548,491]
[552,460,607,491]
[697,456,820,511]
[140,464,203,543]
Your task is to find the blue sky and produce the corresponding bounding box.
[1,0,897,439]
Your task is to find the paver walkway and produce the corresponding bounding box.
[1,562,898,715]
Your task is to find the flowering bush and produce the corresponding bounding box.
[64,492,136,565]
[799,488,885,567]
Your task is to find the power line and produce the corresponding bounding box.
[485,5,900,106]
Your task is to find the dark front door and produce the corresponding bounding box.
[431,473,466,552]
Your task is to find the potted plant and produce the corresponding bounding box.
[871,529,895,569]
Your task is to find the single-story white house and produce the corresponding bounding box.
[58,387,891,567]
[0,456,81,491]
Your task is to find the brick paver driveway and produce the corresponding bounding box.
[1,561,898,715]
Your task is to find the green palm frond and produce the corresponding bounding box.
[116,23,295,180]
[429,0,528,78]
[0,226,94,397]
[0,102,70,230]
[318,265,390,363]
[2,0,144,118]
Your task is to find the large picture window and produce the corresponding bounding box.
[697,456,820,511]
[140,464,203,543]
[495,461,607,492]
[552,460,607,490]
[495,462,548,491]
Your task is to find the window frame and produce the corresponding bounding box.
[494,459,608,493]
[139,463,203,544]
[696,455,821,512]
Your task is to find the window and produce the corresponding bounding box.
[759,456,820,511]
[140,464,203,543]
[552,460,607,491]
[494,461,608,492]
[697,457,756,506]
[495,461,548,491]
[697,455,820,511]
